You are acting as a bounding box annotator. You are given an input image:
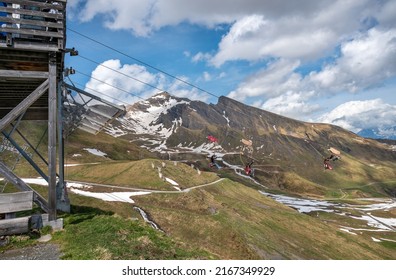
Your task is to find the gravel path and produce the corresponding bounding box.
[0,243,62,260]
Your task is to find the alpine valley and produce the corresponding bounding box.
[3,92,396,259]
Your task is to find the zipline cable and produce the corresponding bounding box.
[67,28,330,168]
[77,54,165,93]
[68,28,220,99]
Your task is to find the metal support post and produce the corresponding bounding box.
[48,53,57,221]
[56,83,70,212]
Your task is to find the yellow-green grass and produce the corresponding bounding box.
[133,178,396,259]
[64,129,154,163]
[1,183,214,260]
[54,212,213,260]
[2,175,395,259]
[65,159,219,191]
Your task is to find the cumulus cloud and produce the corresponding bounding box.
[317,99,396,133]
[228,59,302,101]
[308,28,396,93]
[69,0,395,70]
[69,0,396,130]
[375,0,396,28]
[84,59,210,104]
[228,27,396,120]
[209,14,337,66]
[84,59,159,104]
[69,0,375,41]
[209,0,378,66]
[260,91,321,119]
[192,52,212,63]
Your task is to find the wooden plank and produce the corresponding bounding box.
[0,161,49,213]
[0,216,30,235]
[4,0,66,9]
[0,26,63,38]
[0,40,60,52]
[0,70,49,79]
[0,191,33,214]
[0,16,64,29]
[0,6,64,20]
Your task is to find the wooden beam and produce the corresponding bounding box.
[1,132,49,181]
[47,52,57,221]
[0,191,33,214]
[0,26,63,38]
[0,5,65,20]
[0,40,60,52]
[0,16,63,29]
[0,70,49,79]
[0,78,48,132]
[0,0,66,9]
[0,161,48,213]
[0,216,30,235]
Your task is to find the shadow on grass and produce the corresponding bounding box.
[61,205,114,226]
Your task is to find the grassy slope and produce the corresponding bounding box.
[64,159,396,259]
[2,124,396,260]
[65,158,219,191]
[0,183,213,260]
[5,123,395,200]
[55,207,213,260]
[132,178,395,260]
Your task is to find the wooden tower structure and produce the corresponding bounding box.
[0,0,69,226]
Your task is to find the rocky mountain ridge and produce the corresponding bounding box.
[100,92,396,194]
[106,92,394,157]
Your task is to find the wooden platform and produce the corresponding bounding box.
[0,0,66,120]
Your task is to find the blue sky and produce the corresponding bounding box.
[65,0,396,134]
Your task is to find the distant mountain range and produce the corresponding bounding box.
[96,92,396,195]
[105,91,396,158]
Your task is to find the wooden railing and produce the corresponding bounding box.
[0,191,33,235]
[0,0,67,51]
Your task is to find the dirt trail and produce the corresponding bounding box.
[0,243,62,260]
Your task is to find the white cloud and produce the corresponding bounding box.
[308,28,396,93]
[85,59,159,104]
[69,0,396,128]
[228,27,396,116]
[209,0,378,66]
[317,99,396,133]
[209,14,338,67]
[376,0,396,28]
[203,72,211,82]
[71,0,157,37]
[70,0,376,41]
[260,91,321,120]
[192,52,212,63]
[84,59,209,104]
[71,0,396,89]
[228,59,302,101]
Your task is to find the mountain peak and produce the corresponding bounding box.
[151,91,171,100]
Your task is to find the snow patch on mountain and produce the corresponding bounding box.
[222,111,230,127]
[109,95,189,140]
[83,148,107,157]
